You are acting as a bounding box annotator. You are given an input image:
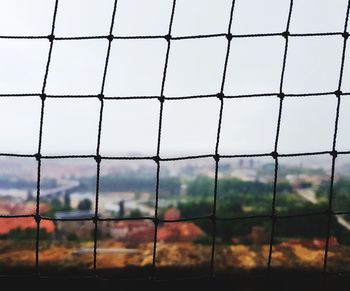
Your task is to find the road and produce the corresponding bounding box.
[295,188,318,204]
[295,187,350,231]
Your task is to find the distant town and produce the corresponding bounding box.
[0,155,350,273]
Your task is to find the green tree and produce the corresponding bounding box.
[129,209,142,218]
[51,197,63,209]
[78,198,92,210]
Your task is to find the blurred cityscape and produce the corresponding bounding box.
[0,155,350,275]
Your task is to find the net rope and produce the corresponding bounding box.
[0,0,349,281]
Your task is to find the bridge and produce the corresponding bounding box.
[40,180,80,198]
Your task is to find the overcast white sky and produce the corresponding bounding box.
[0,0,349,158]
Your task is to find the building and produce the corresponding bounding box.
[0,201,54,236]
[0,201,50,216]
[55,210,97,239]
[55,210,135,240]
[54,208,206,243]
[111,220,154,242]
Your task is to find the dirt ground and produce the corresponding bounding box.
[0,240,349,273]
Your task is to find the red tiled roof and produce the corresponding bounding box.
[0,219,55,235]
[158,222,205,242]
[164,208,181,221]
[126,228,154,242]
[0,201,50,215]
[113,219,205,242]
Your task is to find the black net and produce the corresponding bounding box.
[0,0,349,282]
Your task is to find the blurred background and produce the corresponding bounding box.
[0,0,349,278]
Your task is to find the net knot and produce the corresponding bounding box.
[158,96,165,103]
[152,156,160,163]
[277,92,285,100]
[40,93,46,101]
[270,151,278,159]
[98,94,104,101]
[282,31,289,39]
[153,217,160,226]
[216,92,224,101]
[213,154,220,162]
[334,90,342,98]
[342,32,349,40]
[107,34,114,42]
[94,155,102,163]
[34,214,41,223]
[270,213,277,221]
[34,153,41,161]
[164,34,171,42]
[326,209,334,216]
[47,34,55,42]
[226,33,233,41]
[330,150,338,158]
